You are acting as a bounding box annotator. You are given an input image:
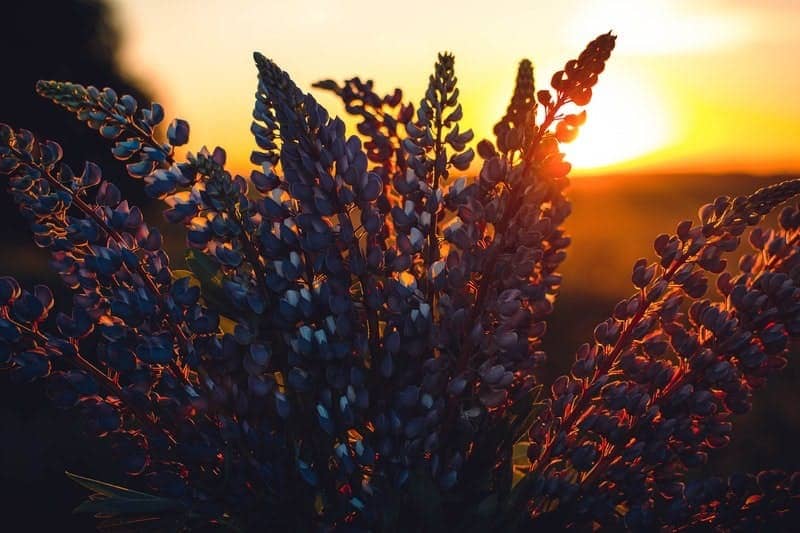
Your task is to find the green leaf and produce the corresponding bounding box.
[511,442,529,465]
[185,249,219,282]
[457,493,500,533]
[498,472,540,531]
[511,443,531,489]
[219,315,237,334]
[184,250,237,316]
[509,384,545,444]
[74,498,178,516]
[405,469,445,529]
[475,493,498,518]
[95,514,165,531]
[172,262,236,328]
[171,269,199,287]
[66,471,185,516]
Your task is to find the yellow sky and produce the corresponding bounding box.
[110,0,800,177]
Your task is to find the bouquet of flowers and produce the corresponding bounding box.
[1,31,798,530]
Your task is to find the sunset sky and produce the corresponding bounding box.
[110,0,800,177]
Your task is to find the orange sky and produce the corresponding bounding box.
[110,0,800,177]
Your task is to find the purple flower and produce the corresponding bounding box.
[2,31,799,532]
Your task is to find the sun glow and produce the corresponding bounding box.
[565,0,753,56]
[111,0,800,178]
[562,73,673,174]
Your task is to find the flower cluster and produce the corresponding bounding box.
[509,182,800,530]
[2,31,799,531]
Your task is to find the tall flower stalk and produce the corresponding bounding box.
[1,31,799,531]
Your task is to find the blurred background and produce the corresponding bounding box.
[1,0,799,529]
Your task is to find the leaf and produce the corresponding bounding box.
[173,266,237,331]
[457,493,500,533]
[511,469,526,489]
[96,515,163,530]
[404,469,445,529]
[510,384,544,417]
[511,442,529,465]
[66,471,185,516]
[476,493,498,518]
[171,269,200,288]
[499,473,539,530]
[185,249,220,284]
[75,498,177,516]
[219,314,237,334]
[509,384,545,443]
[511,443,531,489]
[184,250,236,316]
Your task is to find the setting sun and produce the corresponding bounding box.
[111,0,800,178]
[563,72,673,174]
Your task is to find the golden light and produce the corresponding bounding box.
[561,72,674,174]
[564,0,753,56]
[111,0,800,177]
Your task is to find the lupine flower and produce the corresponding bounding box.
[1,32,799,531]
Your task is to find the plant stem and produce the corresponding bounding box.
[5,313,175,444]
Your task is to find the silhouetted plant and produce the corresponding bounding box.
[0,0,154,250]
[1,32,799,531]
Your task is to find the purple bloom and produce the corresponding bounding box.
[1,31,799,531]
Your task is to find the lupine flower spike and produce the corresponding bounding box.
[1,31,799,531]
